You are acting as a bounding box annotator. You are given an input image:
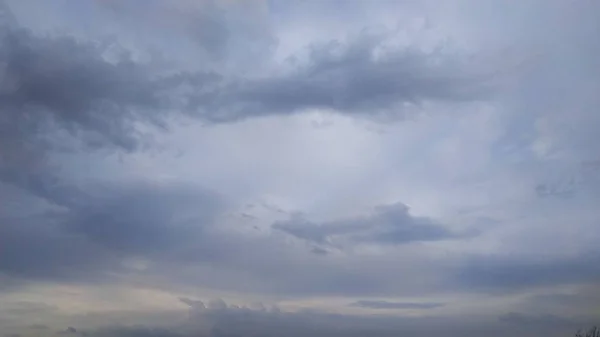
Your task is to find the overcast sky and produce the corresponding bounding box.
[1,0,599,336]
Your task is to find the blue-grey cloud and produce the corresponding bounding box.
[273,202,473,247]
[198,30,495,122]
[0,178,224,283]
[63,182,222,256]
[1,0,600,335]
[0,20,183,152]
[350,300,445,310]
[0,0,491,156]
[456,252,600,292]
[310,247,330,256]
[0,185,119,281]
[1,176,449,298]
[498,312,575,328]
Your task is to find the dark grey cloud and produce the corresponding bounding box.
[273,202,472,247]
[494,312,593,337]
[456,252,600,293]
[0,3,218,214]
[498,312,576,328]
[193,30,497,123]
[350,300,445,310]
[63,181,222,256]
[310,247,330,256]
[0,20,181,153]
[0,216,115,282]
[166,1,505,121]
[523,287,600,317]
[0,184,119,281]
[0,178,224,284]
[0,0,491,156]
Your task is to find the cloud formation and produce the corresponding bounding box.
[0,0,489,163]
[1,0,600,336]
[273,202,471,247]
[457,252,600,292]
[350,300,445,310]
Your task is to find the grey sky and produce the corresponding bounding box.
[0,0,599,336]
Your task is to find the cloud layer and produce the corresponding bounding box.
[1,0,599,336]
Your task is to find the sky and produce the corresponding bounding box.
[0,0,599,336]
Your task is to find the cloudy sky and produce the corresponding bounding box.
[1,0,599,336]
